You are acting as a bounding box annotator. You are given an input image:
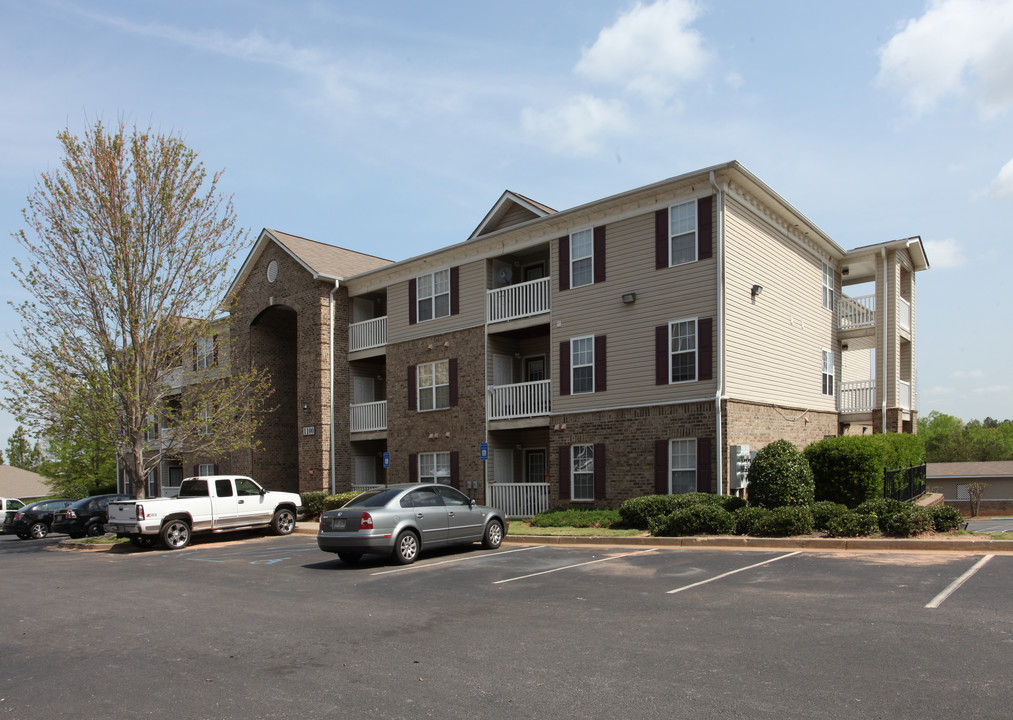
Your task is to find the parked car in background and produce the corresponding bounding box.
[52,494,132,538]
[1,498,26,534]
[317,483,508,564]
[10,498,75,539]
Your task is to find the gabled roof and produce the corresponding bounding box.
[469,190,556,240]
[0,465,53,499]
[223,229,393,303]
[928,461,1013,478]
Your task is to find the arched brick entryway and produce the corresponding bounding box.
[249,305,299,493]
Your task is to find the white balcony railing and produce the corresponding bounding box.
[839,294,875,331]
[840,380,876,413]
[899,380,912,411]
[488,482,550,518]
[349,316,387,353]
[488,380,551,420]
[350,401,387,433]
[899,297,911,333]
[488,277,551,324]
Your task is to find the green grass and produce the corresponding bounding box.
[508,520,645,537]
[76,536,130,544]
[954,530,1013,540]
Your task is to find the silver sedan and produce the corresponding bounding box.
[317,483,508,564]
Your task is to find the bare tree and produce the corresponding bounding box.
[965,482,988,518]
[1,121,271,498]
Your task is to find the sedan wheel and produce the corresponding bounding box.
[85,523,103,537]
[29,522,49,540]
[482,520,504,549]
[160,520,191,550]
[393,531,419,565]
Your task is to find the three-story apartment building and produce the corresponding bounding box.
[178,161,927,515]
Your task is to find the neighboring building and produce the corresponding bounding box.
[0,465,55,501]
[927,462,1013,516]
[128,161,930,514]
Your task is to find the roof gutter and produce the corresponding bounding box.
[711,171,726,495]
[330,278,340,495]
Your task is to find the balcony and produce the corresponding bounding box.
[350,401,387,433]
[488,380,551,420]
[349,316,387,353]
[488,277,551,324]
[840,380,876,413]
[839,294,875,331]
[899,297,911,333]
[488,482,550,518]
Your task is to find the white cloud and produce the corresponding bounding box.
[952,369,985,379]
[877,0,1013,118]
[923,237,967,268]
[991,157,1013,198]
[575,0,711,105]
[521,95,631,157]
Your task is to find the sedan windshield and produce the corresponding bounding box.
[343,489,404,508]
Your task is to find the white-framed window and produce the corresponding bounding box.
[669,200,698,266]
[418,360,450,411]
[669,319,698,383]
[195,336,214,370]
[570,229,594,288]
[417,269,450,322]
[670,439,697,494]
[147,469,158,497]
[822,349,835,397]
[418,452,451,484]
[571,444,594,501]
[200,405,212,435]
[198,463,215,476]
[571,336,595,394]
[822,261,835,311]
[525,448,547,483]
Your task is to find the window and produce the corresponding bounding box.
[822,261,835,311]
[417,360,450,411]
[570,229,593,288]
[417,269,450,322]
[215,479,234,497]
[525,449,547,483]
[198,463,215,476]
[571,336,594,394]
[822,349,835,397]
[147,469,158,498]
[195,336,214,370]
[669,200,697,266]
[236,478,261,496]
[418,452,451,484]
[669,319,697,383]
[571,445,594,501]
[669,439,697,494]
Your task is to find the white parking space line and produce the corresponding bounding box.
[666,551,802,595]
[925,554,994,609]
[492,548,657,584]
[370,545,545,576]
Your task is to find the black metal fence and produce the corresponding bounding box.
[884,464,927,502]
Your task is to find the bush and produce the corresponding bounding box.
[530,508,621,528]
[881,507,932,537]
[747,439,815,509]
[811,501,850,532]
[300,491,328,518]
[618,493,744,529]
[825,511,879,538]
[869,432,925,471]
[927,504,964,533]
[755,505,814,537]
[804,436,885,507]
[322,491,364,512]
[649,504,734,537]
[855,498,909,531]
[732,506,770,536]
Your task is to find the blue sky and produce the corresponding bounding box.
[1,0,1012,448]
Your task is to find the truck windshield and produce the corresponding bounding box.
[178,480,209,497]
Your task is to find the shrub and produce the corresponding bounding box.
[300,491,328,518]
[754,505,814,537]
[927,504,964,533]
[747,439,815,509]
[322,491,364,512]
[804,436,885,507]
[649,504,734,537]
[618,493,743,529]
[855,498,909,531]
[811,501,850,532]
[825,511,879,538]
[869,432,925,471]
[732,506,770,536]
[881,507,932,537]
[530,508,620,528]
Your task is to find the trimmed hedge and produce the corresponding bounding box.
[754,505,815,537]
[804,437,885,507]
[732,506,770,536]
[927,505,964,532]
[868,432,925,471]
[825,511,880,538]
[530,508,621,528]
[300,491,328,518]
[811,501,850,532]
[747,439,815,509]
[322,491,365,512]
[649,504,735,537]
[881,508,932,537]
[618,493,745,530]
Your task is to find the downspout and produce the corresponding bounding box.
[710,171,725,495]
[881,248,887,434]
[330,279,340,495]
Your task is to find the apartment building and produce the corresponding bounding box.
[189,161,927,515]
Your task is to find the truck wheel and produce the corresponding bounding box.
[482,519,504,549]
[160,519,191,550]
[392,530,419,565]
[270,508,296,536]
[29,522,49,540]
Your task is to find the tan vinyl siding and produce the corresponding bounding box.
[842,348,873,384]
[723,196,837,411]
[551,206,718,413]
[387,259,485,343]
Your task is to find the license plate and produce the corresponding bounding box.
[334,518,347,530]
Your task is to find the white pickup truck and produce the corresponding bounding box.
[105,475,302,550]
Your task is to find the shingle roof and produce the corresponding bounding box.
[0,465,54,499]
[927,461,1013,478]
[266,229,393,279]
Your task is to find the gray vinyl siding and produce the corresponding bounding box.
[723,196,837,411]
[387,259,486,343]
[551,206,718,413]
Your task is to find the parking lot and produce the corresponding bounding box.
[1,533,1011,719]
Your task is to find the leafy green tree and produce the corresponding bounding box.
[921,411,1013,462]
[5,425,45,471]
[1,121,272,498]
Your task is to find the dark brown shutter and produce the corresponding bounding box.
[655,209,668,269]
[450,266,460,316]
[698,318,713,381]
[450,451,460,489]
[593,225,606,283]
[408,278,417,325]
[594,335,606,392]
[698,195,713,260]
[192,344,198,372]
[655,325,669,385]
[213,463,219,475]
[408,365,417,411]
[655,440,669,494]
[193,465,199,476]
[593,443,606,500]
[448,358,458,407]
[212,335,219,366]
[558,446,571,501]
[696,437,711,493]
[409,453,418,483]
[558,236,570,291]
[559,341,571,396]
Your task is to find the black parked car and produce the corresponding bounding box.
[10,498,75,539]
[52,494,132,538]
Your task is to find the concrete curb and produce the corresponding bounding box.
[55,537,131,552]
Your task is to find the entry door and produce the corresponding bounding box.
[494,449,514,484]
[525,449,547,483]
[354,456,376,486]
